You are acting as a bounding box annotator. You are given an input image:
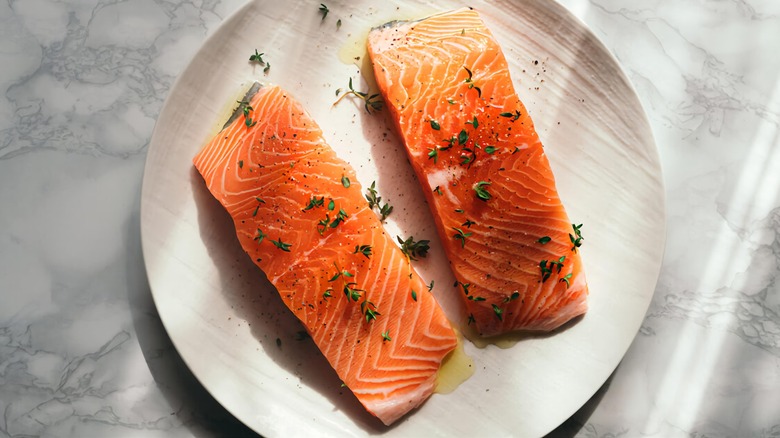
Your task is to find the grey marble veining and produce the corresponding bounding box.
[1,0,779,437]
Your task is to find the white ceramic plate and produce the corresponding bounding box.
[141,0,665,436]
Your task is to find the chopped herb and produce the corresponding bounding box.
[463,66,482,97]
[344,283,363,301]
[503,292,520,303]
[335,88,342,96]
[452,227,472,248]
[442,136,456,150]
[361,300,380,322]
[458,129,469,145]
[328,263,354,282]
[396,235,430,261]
[429,119,441,130]
[513,146,520,154]
[469,296,486,302]
[327,199,335,211]
[381,330,391,342]
[492,304,503,321]
[304,196,325,211]
[467,314,475,325]
[318,3,329,20]
[560,273,573,288]
[336,18,342,29]
[341,175,351,188]
[317,215,331,235]
[353,244,372,258]
[249,49,265,63]
[455,208,464,213]
[411,290,417,301]
[455,281,471,295]
[245,117,257,128]
[460,149,475,166]
[329,208,348,228]
[428,147,439,163]
[379,203,393,221]
[473,181,492,201]
[254,228,267,243]
[485,146,497,154]
[238,160,244,168]
[537,236,552,245]
[427,280,434,292]
[434,186,443,196]
[252,205,260,217]
[270,238,292,252]
[462,219,475,228]
[447,99,456,105]
[323,289,333,298]
[466,116,478,128]
[263,62,270,73]
[539,257,565,282]
[556,256,566,272]
[569,223,584,252]
[499,110,521,120]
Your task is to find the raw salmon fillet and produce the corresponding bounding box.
[193,84,457,425]
[368,9,588,337]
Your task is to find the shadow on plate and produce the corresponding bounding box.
[189,166,396,434]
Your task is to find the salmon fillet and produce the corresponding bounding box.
[193,84,458,425]
[367,9,588,337]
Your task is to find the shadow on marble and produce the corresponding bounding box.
[127,206,259,437]
[189,167,391,433]
[544,370,615,437]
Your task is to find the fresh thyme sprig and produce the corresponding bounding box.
[333,78,383,113]
[397,235,430,261]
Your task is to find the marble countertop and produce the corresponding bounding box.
[1,0,778,437]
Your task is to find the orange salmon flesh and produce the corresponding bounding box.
[193,84,457,425]
[367,8,589,337]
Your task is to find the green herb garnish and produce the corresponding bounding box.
[485,146,497,154]
[463,66,481,97]
[473,181,492,201]
[411,290,418,301]
[458,129,468,145]
[254,228,267,243]
[537,236,552,245]
[466,116,478,128]
[503,292,520,303]
[249,50,265,63]
[319,3,329,20]
[361,300,380,322]
[381,330,391,342]
[334,77,383,113]
[341,175,351,188]
[560,273,573,288]
[569,223,584,252]
[492,304,503,321]
[397,235,430,261]
[429,119,441,130]
[353,244,372,258]
[270,238,292,252]
[453,227,472,248]
[304,196,325,211]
